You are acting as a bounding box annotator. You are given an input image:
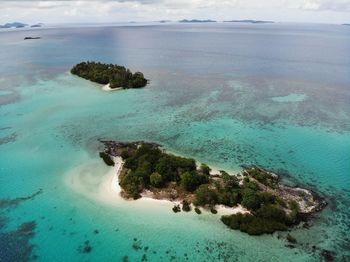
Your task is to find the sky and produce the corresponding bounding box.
[0,0,349,25]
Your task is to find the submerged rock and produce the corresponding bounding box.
[321,249,335,261]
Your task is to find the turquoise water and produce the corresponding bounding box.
[271,93,306,102]
[0,24,349,261]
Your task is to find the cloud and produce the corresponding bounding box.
[299,0,350,11]
[0,0,349,24]
[283,0,350,11]
[2,0,350,11]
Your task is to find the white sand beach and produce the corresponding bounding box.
[102,83,122,91]
[64,157,123,206]
[217,204,250,215]
[65,156,249,215]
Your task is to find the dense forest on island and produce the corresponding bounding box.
[71,61,147,89]
[100,142,325,236]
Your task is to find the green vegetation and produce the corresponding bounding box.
[71,61,147,89]
[221,213,287,235]
[246,168,278,188]
[108,143,314,235]
[99,152,114,166]
[194,207,202,214]
[288,200,300,223]
[241,190,261,210]
[172,205,181,213]
[119,172,144,199]
[199,163,211,175]
[180,171,208,192]
[241,190,278,211]
[119,143,198,199]
[150,172,163,187]
[182,200,191,212]
[221,204,289,235]
[193,184,219,206]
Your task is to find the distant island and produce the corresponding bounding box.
[224,20,274,24]
[0,22,43,29]
[100,141,326,237]
[179,19,217,23]
[342,23,350,26]
[0,22,27,28]
[24,37,41,40]
[30,23,43,28]
[71,61,148,90]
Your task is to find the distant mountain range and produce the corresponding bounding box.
[179,19,217,23]
[0,22,43,29]
[343,23,350,26]
[224,20,274,24]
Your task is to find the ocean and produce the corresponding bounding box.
[0,23,349,261]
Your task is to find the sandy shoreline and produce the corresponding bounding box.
[102,83,122,92]
[165,149,243,177]
[65,156,249,215]
[110,156,249,214]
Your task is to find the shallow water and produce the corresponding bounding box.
[0,23,349,261]
[271,93,306,102]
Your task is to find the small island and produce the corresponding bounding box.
[30,23,43,28]
[24,37,41,40]
[179,19,217,23]
[71,61,148,89]
[100,141,326,236]
[0,22,43,29]
[224,20,274,24]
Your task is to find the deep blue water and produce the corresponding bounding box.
[0,23,349,261]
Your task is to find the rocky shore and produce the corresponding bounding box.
[242,166,327,215]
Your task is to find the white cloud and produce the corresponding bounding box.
[285,0,350,11]
[0,0,349,24]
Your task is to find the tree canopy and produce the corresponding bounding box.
[71,61,147,89]
[118,143,199,198]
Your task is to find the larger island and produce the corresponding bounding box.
[99,141,326,237]
[179,19,217,23]
[71,61,148,89]
[0,22,44,29]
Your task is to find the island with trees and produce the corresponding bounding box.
[99,141,326,237]
[71,61,148,89]
[0,22,27,28]
[24,37,41,40]
[224,20,274,24]
[179,19,217,23]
